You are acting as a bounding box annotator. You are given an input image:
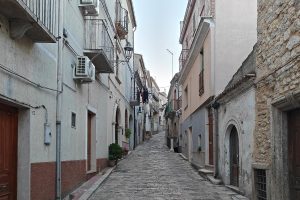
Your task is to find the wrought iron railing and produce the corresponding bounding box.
[115,0,128,39]
[85,19,114,63]
[19,0,57,35]
[179,49,189,72]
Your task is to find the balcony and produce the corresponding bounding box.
[179,49,189,72]
[165,98,182,119]
[84,18,114,73]
[115,0,128,39]
[0,0,57,42]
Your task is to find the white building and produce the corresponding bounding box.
[215,50,256,198]
[0,0,136,199]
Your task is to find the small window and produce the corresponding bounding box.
[71,112,76,128]
[255,169,267,200]
[199,50,204,96]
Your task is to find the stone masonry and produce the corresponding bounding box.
[255,0,300,164]
[89,132,248,200]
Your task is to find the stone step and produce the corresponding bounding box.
[198,168,214,176]
[207,175,222,185]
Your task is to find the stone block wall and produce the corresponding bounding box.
[254,0,300,164]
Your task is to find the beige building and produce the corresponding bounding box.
[178,0,256,172]
[254,1,300,199]
[165,73,182,151]
[0,0,136,199]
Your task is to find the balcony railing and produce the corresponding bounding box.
[173,97,182,111]
[115,0,128,39]
[0,0,57,42]
[165,98,182,119]
[179,49,189,72]
[84,18,114,73]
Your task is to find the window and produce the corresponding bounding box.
[71,112,76,128]
[184,86,188,110]
[255,169,267,200]
[115,55,121,84]
[193,14,196,34]
[199,50,204,96]
[116,55,119,77]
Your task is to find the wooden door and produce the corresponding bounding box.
[0,103,18,200]
[87,112,92,171]
[288,109,300,199]
[230,127,239,187]
[208,109,214,165]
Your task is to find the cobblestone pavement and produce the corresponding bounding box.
[89,132,246,200]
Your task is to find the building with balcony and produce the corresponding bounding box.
[0,0,136,199]
[178,0,257,175]
[133,53,149,146]
[165,73,182,151]
[149,76,160,135]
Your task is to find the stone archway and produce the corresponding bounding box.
[223,119,242,186]
[229,126,239,186]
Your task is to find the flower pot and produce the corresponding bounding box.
[108,160,116,167]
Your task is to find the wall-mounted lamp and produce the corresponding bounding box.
[124,40,134,62]
[115,40,134,64]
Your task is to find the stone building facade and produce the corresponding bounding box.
[254,1,300,199]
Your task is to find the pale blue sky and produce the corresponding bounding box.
[133,0,187,93]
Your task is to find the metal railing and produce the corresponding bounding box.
[179,49,189,72]
[85,19,114,63]
[115,0,128,36]
[19,0,57,35]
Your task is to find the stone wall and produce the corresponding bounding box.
[255,0,300,164]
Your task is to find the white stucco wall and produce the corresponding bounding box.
[214,0,257,95]
[217,87,255,198]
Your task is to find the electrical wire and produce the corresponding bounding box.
[0,63,61,93]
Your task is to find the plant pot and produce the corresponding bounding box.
[108,159,116,167]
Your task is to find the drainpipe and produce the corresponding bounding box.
[133,76,136,149]
[212,100,220,178]
[56,0,63,199]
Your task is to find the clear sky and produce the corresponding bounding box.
[132,0,187,93]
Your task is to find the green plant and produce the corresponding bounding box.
[125,128,132,139]
[108,143,122,161]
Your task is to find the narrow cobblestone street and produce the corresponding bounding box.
[89,132,247,200]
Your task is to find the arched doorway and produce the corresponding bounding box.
[115,107,120,144]
[230,126,239,186]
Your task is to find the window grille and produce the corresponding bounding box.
[255,169,267,200]
[71,112,76,128]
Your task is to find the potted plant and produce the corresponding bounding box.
[108,143,122,166]
[125,128,132,139]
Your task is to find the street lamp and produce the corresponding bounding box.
[166,49,174,78]
[124,40,134,62]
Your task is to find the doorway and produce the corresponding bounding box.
[115,107,120,144]
[87,111,96,172]
[0,103,18,200]
[208,108,214,165]
[188,127,193,162]
[288,108,300,199]
[230,126,239,187]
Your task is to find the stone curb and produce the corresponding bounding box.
[78,166,116,200]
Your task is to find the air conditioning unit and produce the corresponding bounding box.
[79,0,99,15]
[73,56,95,83]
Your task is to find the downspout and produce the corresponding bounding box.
[212,101,220,178]
[133,75,136,149]
[56,0,63,199]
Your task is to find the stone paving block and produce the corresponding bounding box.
[89,132,248,200]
